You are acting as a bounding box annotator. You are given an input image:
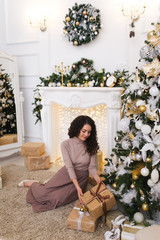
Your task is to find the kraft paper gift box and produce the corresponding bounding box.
[21,142,45,156]
[105,209,125,229]
[66,201,98,232]
[24,152,50,170]
[80,182,116,219]
[0,134,18,145]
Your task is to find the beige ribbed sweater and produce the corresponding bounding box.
[61,137,97,180]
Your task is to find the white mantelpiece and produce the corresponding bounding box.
[39,87,123,162]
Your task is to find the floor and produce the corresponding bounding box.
[0,152,64,172]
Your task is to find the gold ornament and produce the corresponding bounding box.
[75,21,80,26]
[129,132,134,140]
[139,105,146,112]
[142,203,149,211]
[131,151,135,156]
[147,111,158,121]
[139,189,145,197]
[145,157,152,163]
[89,16,94,21]
[100,82,104,87]
[132,174,139,180]
[84,82,89,87]
[126,100,141,116]
[83,10,87,15]
[130,183,135,189]
[80,205,88,212]
[66,16,71,22]
[74,40,78,46]
[112,183,117,189]
[68,82,72,87]
[147,30,157,40]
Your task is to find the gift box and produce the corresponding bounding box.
[80,182,116,219]
[24,152,50,170]
[66,201,98,232]
[0,134,18,145]
[88,170,105,186]
[106,209,125,229]
[121,223,145,240]
[96,150,104,171]
[21,142,45,156]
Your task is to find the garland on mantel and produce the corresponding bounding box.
[32,58,131,123]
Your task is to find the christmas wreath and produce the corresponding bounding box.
[63,3,101,46]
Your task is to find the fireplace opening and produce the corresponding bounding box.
[51,102,107,163]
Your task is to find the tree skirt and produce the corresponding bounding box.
[0,164,107,240]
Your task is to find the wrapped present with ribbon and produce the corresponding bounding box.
[66,201,98,232]
[80,182,116,220]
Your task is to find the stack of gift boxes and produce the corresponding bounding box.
[67,182,117,232]
[21,142,50,171]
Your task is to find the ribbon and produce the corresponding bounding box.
[89,182,110,222]
[73,207,90,230]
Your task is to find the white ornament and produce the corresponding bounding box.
[136,100,145,107]
[118,118,130,132]
[141,167,149,176]
[141,124,151,135]
[122,140,130,149]
[76,83,80,87]
[88,81,94,87]
[147,179,155,187]
[135,120,143,130]
[135,153,142,161]
[133,212,144,223]
[149,86,159,96]
[151,169,159,183]
[137,90,143,96]
[84,75,89,80]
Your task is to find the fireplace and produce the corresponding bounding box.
[39,87,122,162]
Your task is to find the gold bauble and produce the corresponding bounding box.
[130,183,135,189]
[147,30,157,40]
[131,151,135,156]
[132,174,139,180]
[148,112,158,121]
[84,82,89,87]
[80,205,88,212]
[145,157,152,163]
[129,132,134,140]
[139,105,146,112]
[100,82,104,87]
[66,16,71,22]
[74,40,78,46]
[75,21,80,26]
[83,10,87,15]
[142,203,149,211]
[68,82,72,87]
[89,16,94,21]
[112,183,117,189]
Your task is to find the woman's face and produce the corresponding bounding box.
[78,124,92,141]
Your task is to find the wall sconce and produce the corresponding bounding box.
[27,11,47,32]
[121,0,146,38]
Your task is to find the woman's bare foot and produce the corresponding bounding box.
[18,179,39,187]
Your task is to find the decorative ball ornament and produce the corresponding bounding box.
[136,153,142,161]
[147,179,155,187]
[139,105,146,112]
[106,76,117,87]
[130,183,135,189]
[141,167,149,177]
[132,174,139,180]
[151,169,159,183]
[74,40,78,46]
[147,30,156,40]
[68,82,72,87]
[149,86,160,96]
[112,183,117,189]
[141,124,151,135]
[135,120,143,130]
[63,3,101,46]
[145,157,152,163]
[142,203,149,211]
[133,212,144,223]
[100,82,104,87]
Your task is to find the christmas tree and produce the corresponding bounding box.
[103,23,160,221]
[0,65,17,137]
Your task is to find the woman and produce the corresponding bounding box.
[20,115,101,213]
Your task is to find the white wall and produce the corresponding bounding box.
[0,0,160,143]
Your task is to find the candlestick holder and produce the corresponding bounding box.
[55,62,70,86]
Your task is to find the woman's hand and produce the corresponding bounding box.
[77,187,84,204]
[94,174,101,184]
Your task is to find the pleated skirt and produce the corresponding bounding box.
[26,166,89,213]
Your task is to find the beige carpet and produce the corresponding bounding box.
[0,164,108,240]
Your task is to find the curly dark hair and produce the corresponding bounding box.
[68,115,99,155]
